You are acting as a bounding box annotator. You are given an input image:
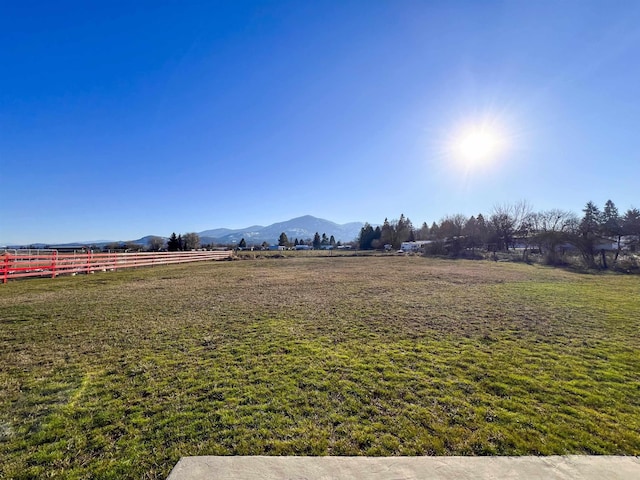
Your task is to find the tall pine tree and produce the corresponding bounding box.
[167,233,180,251]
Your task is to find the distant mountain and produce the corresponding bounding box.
[5,216,364,248]
[198,215,363,245]
[132,235,167,245]
[198,226,263,238]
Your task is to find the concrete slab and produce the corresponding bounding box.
[167,455,640,480]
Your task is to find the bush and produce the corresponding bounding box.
[614,255,640,273]
[424,241,446,256]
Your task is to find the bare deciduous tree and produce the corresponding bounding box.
[490,200,533,253]
[531,209,578,264]
[182,232,201,251]
[147,236,165,252]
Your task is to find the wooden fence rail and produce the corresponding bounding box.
[1,250,233,284]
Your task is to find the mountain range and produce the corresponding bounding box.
[196,215,364,246]
[11,215,365,248]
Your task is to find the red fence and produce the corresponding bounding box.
[1,250,233,284]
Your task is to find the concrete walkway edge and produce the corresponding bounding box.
[167,455,640,479]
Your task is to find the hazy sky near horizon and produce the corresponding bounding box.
[2,0,639,244]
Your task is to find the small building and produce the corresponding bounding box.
[45,245,94,253]
[400,241,432,252]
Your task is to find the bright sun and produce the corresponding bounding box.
[450,124,507,168]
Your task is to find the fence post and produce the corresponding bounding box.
[86,250,91,275]
[51,251,57,279]
[2,254,9,284]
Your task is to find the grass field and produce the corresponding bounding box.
[1,256,639,479]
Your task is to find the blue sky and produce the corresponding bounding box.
[2,0,639,244]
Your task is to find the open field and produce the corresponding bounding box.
[1,256,639,479]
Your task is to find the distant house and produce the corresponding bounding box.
[268,245,286,251]
[594,241,618,251]
[45,245,93,253]
[295,245,311,250]
[598,235,639,253]
[400,241,432,252]
[622,235,639,252]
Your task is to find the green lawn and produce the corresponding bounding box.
[1,256,639,479]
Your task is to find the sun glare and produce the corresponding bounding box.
[449,122,508,169]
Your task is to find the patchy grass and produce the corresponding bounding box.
[1,256,639,478]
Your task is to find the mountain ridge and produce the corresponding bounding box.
[197,215,363,246]
[5,215,364,248]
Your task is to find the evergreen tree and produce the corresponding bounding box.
[580,201,601,235]
[417,222,430,240]
[278,232,289,247]
[321,233,329,245]
[622,208,640,252]
[602,200,623,262]
[167,232,180,252]
[313,232,321,249]
[430,221,440,239]
[575,201,601,268]
[358,223,374,249]
[396,214,413,246]
[602,200,621,238]
[238,238,247,249]
[476,213,488,242]
[372,226,382,248]
[463,216,480,252]
[329,235,336,246]
[622,208,640,235]
[177,234,184,251]
[380,218,394,247]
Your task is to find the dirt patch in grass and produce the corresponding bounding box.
[1,256,639,478]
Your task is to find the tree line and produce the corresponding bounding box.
[99,232,202,252]
[278,232,338,248]
[165,232,201,251]
[237,232,340,249]
[102,229,344,253]
[358,200,640,269]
